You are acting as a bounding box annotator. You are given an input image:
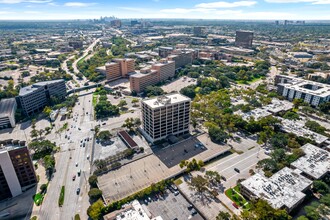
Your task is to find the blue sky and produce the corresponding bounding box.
[0,0,329,20]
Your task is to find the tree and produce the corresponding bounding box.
[38,129,44,139]
[43,106,52,117]
[88,175,98,188]
[94,159,107,169]
[270,133,288,148]
[29,140,56,159]
[131,98,139,106]
[283,111,300,120]
[293,98,304,108]
[216,211,230,220]
[30,129,38,139]
[87,199,104,220]
[320,193,330,206]
[208,125,229,143]
[205,170,221,186]
[97,130,112,141]
[40,184,47,193]
[43,155,55,171]
[180,85,197,99]
[318,102,330,114]
[122,118,134,131]
[305,121,326,134]
[304,202,320,220]
[296,216,308,220]
[117,100,127,109]
[88,188,103,201]
[188,175,208,194]
[313,180,330,195]
[145,86,164,97]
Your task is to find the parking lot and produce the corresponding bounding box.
[161,76,197,93]
[143,189,204,220]
[153,136,207,168]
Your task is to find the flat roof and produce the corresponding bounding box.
[118,130,138,149]
[279,118,328,144]
[130,69,158,78]
[142,93,190,109]
[19,79,64,96]
[291,143,329,179]
[241,167,312,210]
[0,98,16,118]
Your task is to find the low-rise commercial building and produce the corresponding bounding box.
[241,167,312,213]
[291,143,329,180]
[0,98,17,129]
[168,51,193,69]
[0,145,37,201]
[141,93,191,143]
[17,79,66,116]
[275,75,330,106]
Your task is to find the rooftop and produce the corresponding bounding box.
[291,143,330,179]
[279,118,328,144]
[241,167,312,210]
[277,75,330,98]
[19,79,64,96]
[142,93,190,109]
[0,98,16,118]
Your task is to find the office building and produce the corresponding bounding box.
[0,145,37,201]
[68,40,83,49]
[291,143,329,180]
[130,68,159,93]
[241,167,312,213]
[193,26,204,37]
[168,51,193,69]
[151,59,175,82]
[110,19,121,28]
[158,47,173,58]
[0,98,17,129]
[141,93,191,143]
[235,31,254,48]
[105,58,135,81]
[275,75,330,106]
[17,79,66,116]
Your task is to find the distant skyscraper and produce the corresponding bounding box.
[275,20,279,25]
[193,26,204,37]
[235,31,254,48]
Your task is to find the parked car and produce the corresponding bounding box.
[72,175,76,181]
[191,208,197,215]
[234,168,240,173]
[187,204,193,210]
[76,188,80,195]
[232,203,239,209]
[174,191,179,196]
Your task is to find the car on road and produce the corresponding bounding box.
[77,170,81,176]
[72,175,76,181]
[78,128,81,130]
[102,122,106,125]
[76,188,80,195]
[75,163,78,167]
[234,168,240,173]
[191,208,197,215]
[87,155,90,160]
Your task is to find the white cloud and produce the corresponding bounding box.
[265,0,330,3]
[196,1,257,8]
[64,2,96,7]
[0,0,51,3]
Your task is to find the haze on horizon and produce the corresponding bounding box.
[0,0,330,21]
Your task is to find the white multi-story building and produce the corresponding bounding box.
[275,75,330,106]
[141,93,191,143]
[0,98,17,129]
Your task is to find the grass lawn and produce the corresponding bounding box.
[236,76,263,85]
[92,94,98,107]
[77,54,88,66]
[174,178,183,186]
[225,185,250,210]
[33,193,44,206]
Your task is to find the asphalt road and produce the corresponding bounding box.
[38,93,94,220]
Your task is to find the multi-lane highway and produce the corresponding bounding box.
[39,93,95,220]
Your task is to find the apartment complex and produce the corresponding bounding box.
[151,59,175,82]
[168,51,193,69]
[0,98,17,129]
[17,79,66,116]
[0,145,37,201]
[241,167,312,213]
[105,58,135,81]
[141,93,191,143]
[275,75,330,106]
[130,68,160,93]
[235,31,254,48]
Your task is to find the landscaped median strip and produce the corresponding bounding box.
[58,186,65,207]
